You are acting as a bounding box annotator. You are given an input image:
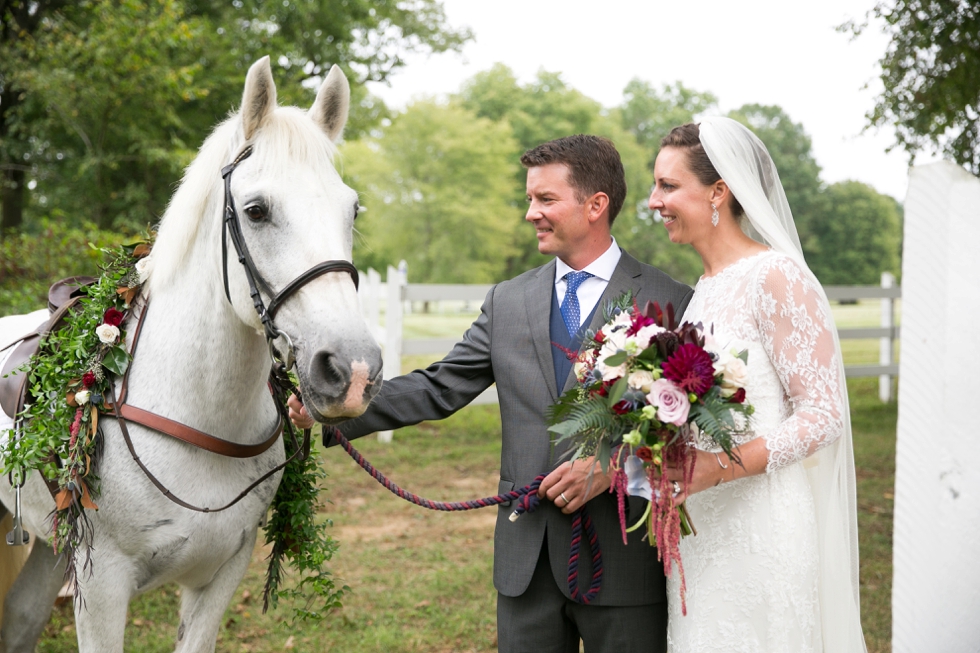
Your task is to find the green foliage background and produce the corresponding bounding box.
[0,0,908,317]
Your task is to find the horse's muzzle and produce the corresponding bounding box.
[303,343,382,420]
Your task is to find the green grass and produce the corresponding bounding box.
[30,301,896,651]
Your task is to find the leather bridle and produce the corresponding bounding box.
[220,145,359,366]
[101,146,362,513]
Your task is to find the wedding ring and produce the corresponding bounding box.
[560,492,570,505]
[672,481,681,496]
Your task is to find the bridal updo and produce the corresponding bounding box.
[661,123,745,219]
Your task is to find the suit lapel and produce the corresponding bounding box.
[560,250,643,394]
[525,260,560,401]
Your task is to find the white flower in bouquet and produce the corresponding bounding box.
[628,370,655,393]
[714,349,749,397]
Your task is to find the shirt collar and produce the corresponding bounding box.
[555,237,621,284]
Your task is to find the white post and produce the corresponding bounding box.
[878,271,895,403]
[378,264,406,443]
[893,161,980,652]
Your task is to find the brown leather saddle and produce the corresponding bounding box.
[0,276,97,420]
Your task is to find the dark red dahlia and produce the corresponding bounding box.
[82,371,96,388]
[727,388,747,404]
[636,446,653,462]
[662,343,715,397]
[103,308,125,327]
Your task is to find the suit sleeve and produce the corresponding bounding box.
[326,286,497,445]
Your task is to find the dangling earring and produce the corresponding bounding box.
[711,203,719,227]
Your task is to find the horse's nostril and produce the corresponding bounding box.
[310,351,347,391]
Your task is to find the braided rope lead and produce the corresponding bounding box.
[325,426,604,603]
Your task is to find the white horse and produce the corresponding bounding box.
[0,56,382,652]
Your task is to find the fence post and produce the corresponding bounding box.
[378,264,406,443]
[879,271,895,402]
[359,268,383,344]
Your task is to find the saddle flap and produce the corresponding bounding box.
[0,331,41,419]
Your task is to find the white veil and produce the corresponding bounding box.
[699,116,867,652]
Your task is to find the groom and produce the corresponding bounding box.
[293,135,692,652]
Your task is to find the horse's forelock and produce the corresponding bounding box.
[150,106,340,294]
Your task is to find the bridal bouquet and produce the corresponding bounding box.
[547,293,753,613]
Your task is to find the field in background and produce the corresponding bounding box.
[35,301,896,652]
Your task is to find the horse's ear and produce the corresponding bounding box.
[241,56,277,141]
[309,64,350,142]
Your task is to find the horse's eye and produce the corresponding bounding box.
[353,201,360,221]
[244,205,266,222]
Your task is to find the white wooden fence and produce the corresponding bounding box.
[358,263,901,429]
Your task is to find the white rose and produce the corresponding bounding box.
[634,323,665,349]
[75,390,91,405]
[597,357,626,382]
[96,323,120,344]
[714,350,749,396]
[573,360,590,382]
[628,370,655,393]
[135,256,153,284]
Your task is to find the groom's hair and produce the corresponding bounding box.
[661,123,745,218]
[520,135,626,226]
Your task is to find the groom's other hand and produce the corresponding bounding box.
[538,457,611,514]
[287,393,316,429]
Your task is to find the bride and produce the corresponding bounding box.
[648,117,867,652]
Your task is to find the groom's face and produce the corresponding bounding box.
[525,163,592,264]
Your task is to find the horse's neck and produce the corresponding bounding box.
[122,282,277,444]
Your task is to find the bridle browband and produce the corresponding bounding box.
[220,145,359,362]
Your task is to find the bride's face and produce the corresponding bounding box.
[648,147,714,246]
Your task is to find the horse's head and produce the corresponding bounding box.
[156,56,383,421]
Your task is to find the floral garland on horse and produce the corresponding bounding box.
[2,239,343,620]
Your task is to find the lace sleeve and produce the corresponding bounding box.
[752,256,845,472]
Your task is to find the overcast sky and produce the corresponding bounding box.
[366,0,930,201]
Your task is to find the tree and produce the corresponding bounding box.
[617,78,717,171]
[807,180,902,284]
[0,0,73,232]
[341,100,522,284]
[842,1,980,174]
[0,0,470,233]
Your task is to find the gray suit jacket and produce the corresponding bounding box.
[336,250,693,606]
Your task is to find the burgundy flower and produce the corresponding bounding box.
[636,446,653,463]
[626,312,656,337]
[82,371,96,388]
[662,343,715,397]
[103,308,125,327]
[727,388,747,404]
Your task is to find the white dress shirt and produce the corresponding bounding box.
[555,237,622,330]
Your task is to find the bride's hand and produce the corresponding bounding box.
[665,439,769,500]
[664,450,723,502]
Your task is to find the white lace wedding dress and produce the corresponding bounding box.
[666,249,846,652]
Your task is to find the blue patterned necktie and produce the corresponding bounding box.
[560,271,593,336]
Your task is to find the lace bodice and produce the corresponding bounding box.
[684,250,845,472]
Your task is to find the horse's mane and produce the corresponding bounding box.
[150,106,340,292]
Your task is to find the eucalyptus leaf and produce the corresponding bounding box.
[102,346,130,376]
[607,375,629,407]
[604,351,628,367]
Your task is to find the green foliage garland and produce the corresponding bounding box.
[1,241,344,621]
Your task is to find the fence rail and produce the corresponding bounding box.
[359,264,900,432]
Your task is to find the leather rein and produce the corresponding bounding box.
[106,145,360,513]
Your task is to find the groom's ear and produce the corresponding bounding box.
[585,191,611,226]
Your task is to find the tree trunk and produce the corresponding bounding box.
[1,167,25,233]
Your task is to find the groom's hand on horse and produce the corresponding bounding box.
[538,457,611,515]
[287,393,316,429]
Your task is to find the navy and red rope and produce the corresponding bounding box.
[325,426,603,604]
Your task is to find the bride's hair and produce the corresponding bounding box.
[661,123,745,219]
